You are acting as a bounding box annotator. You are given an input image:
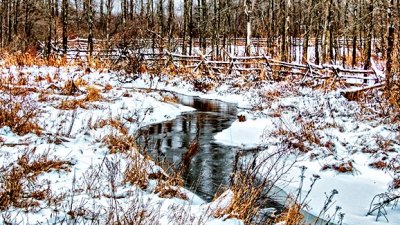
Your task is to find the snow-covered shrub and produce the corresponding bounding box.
[0,90,41,135]
[0,148,71,211]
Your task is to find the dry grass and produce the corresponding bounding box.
[105,83,113,92]
[271,120,321,154]
[57,99,87,110]
[96,118,128,135]
[0,149,71,210]
[38,93,52,102]
[262,89,283,102]
[369,161,387,169]
[102,134,135,154]
[155,182,188,200]
[123,155,149,189]
[391,177,400,189]
[57,85,102,110]
[342,89,365,102]
[0,49,113,70]
[162,95,178,103]
[85,86,102,101]
[0,89,41,135]
[138,64,147,74]
[213,172,261,223]
[62,80,81,95]
[75,78,88,87]
[322,161,354,173]
[193,78,215,93]
[87,57,113,71]
[2,50,70,68]
[154,173,188,200]
[3,51,42,67]
[275,203,304,225]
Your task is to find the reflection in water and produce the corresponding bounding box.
[137,93,238,200]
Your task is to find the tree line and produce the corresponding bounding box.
[0,1,399,69]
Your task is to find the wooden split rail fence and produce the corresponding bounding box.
[137,50,384,89]
[45,39,385,92]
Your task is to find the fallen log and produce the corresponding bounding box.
[341,82,385,101]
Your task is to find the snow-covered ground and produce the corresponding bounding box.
[1,62,399,225]
[127,73,400,225]
[0,65,242,225]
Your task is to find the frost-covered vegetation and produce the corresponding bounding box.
[1,0,400,224]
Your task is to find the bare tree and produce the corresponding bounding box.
[106,0,114,43]
[167,0,175,48]
[386,0,395,91]
[62,0,68,55]
[86,0,93,57]
[364,0,373,70]
[244,0,254,56]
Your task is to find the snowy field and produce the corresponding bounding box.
[0,61,399,225]
[127,73,400,225]
[0,65,241,224]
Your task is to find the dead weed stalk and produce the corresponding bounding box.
[0,148,72,211]
[0,85,41,135]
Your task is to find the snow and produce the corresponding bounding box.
[210,90,400,225]
[125,71,400,225]
[214,118,273,148]
[0,65,242,225]
[1,60,399,225]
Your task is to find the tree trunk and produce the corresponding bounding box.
[130,0,134,20]
[0,1,4,48]
[201,0,207,52]
[158,0,164,38]
[7,0,12,43]
[386,0,395,91]
[245,0,253,56]
[182,0,189,55]
[167,0,174,49]
[351,4,357,67]
[140,0,144,17]
[54,0,59,17]
[328,0,334,62]
[47,0,54,57]
[188,0,193,55]
[62,0,68,55]
[280,0,286,61]
[23,0,30,49]
[100,0,104,35]
[87,0,93,58]
[75,0,80,30]
[321,0,330,63]
[364,0,373,70]
[302,0,311,64]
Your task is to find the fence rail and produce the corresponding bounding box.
[43,39,385,93]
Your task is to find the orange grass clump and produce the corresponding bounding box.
[0,150,72,210]
[213,172,261,223]
[123,155,150,189]
[0,94,41,135]
[102,134,135,154]
[85,86,102,101]
[96,118,128,135]
[57,99,87,110]
[275,203,304,225]
[154,173,188,200]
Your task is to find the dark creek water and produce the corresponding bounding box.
[137,92,334,225]
[137,92,238,201]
